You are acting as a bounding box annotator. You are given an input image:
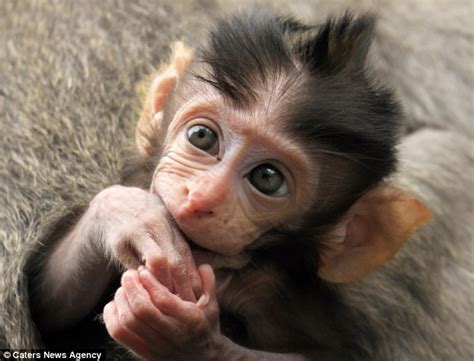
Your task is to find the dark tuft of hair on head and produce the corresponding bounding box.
[196,11,402,226]
[286,12,401,223]
[194,11,307,107]
[297,12,375,75]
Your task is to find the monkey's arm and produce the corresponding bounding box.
[31,185,201,333]
[31,207,116,332]
[217,337,334,361]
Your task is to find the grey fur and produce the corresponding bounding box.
[1,0,472,360]
[340,129,474,360]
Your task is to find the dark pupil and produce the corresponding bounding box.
[188,125,217,152]
[249,164,283,195]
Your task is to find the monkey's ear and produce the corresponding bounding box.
[136,42,195,156]
[303,13,375,73]
[318,187,431,283]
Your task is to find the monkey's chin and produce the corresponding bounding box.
[181,232,226,255]
[176,222,241,255]
[181,234,204,250]
[180,232,251,270]
[192,247,251,270]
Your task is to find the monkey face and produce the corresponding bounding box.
[151,92,316,255]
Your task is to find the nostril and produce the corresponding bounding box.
[194,209,214,216]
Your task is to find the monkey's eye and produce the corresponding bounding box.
[187,124,219,155]
[249,164,288,197]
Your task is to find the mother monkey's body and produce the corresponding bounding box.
[29,12,472,361]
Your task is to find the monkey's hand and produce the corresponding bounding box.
[103,265,225,361]
[33,185,202,332]
[90,185,202,302]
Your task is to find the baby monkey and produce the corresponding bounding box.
[33,12,430,361]
[103,12,430,360]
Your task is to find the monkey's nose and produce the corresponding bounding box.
[176,197,215,221]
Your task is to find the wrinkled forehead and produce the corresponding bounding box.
[175,71,303,137]
[167,73,313,175]
[189,51,301,106]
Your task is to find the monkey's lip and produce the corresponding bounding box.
[170,215,251,269]
[182,234,251,270]
[180,231,218,258]
[177,224,223,253]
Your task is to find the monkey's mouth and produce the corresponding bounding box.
[182,233,251,270]
[169,212,251,269]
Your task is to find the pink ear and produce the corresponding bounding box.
[136,42,194,156]
[318,186,431,283]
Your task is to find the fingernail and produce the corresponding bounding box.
[197,294,209,307]
[138,265,147,274]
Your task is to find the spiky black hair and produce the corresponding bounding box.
[196,11,401,223]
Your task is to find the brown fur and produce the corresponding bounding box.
[1,1,472,360]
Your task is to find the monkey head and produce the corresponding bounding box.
[136,12,431,283]
[151,85,315,256]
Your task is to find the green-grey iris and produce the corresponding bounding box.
[187,124,219,153]
[249,164,288,197]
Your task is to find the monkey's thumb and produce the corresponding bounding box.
[197,264,216,307]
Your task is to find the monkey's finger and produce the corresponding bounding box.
[167,254,197,303]
[121,270,183,340]
[159,231,199,302]
[115,285,174,347]
[173,274,196,303]
[114,288,157,343]
[184,252,204,301]
[139,267,200,323]
[136,236,173,292]
[103,302,156,361]
[166,228,203,301]
[197,264,217,310]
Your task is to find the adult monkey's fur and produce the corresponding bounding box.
[0,0,472,360]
